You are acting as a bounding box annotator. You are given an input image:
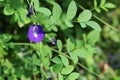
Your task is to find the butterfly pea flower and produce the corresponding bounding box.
[28,24,44,42]
[26,5,33,17]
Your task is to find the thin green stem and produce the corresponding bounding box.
[93,14,119,31]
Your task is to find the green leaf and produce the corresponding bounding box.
[69,52,78,64]
[52,3,62,21]
[51,64,63,73]
[77,10,92,22]
[94,0,97,9]
[8,43,15,49]
[68,72,79,80]
[100,0,106,6]
[57,40,62,52]
[33,0,40,11]
[0,34,12,43]
[100,5,108,11]
[72,48,90,58]
[0,46,7,57]
[60,55,69,67]
[8,75,17,80]
[51,56,62,64]
[95,8,101,13]
[32,54,41,66]
[67,37,75,52]
[58,73,64,80]
[66,1,77,20]
[105,3,116,9]
[64,19,73,27]
[15,8,30,27]
[87,30,100,45]
[85,21,101,31]
[37,7,51,16]
[4,4,14,15]
[80,23,86,28]
[61,65,74,75]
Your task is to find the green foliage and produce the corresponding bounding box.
[0,0,119,80]
[85,21,102,31]
[57,39,62,52]
[87,30,100,45]
[66,1,77,20]
[68,72,79,80]
[67,37,75,52]
[77,10,92,22]
[61,65,74,75]
[37,7,51,16]
[60,55,69,67]
[52,3,62,21]
[4,4,14,15]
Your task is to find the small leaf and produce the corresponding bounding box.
[61,65,74,75]
[80,23,86,28]
[33,0,40,11]
[52,3,62,21]
[64,19,73,27]
[4,4,14,15]
[51,64,63,73]
[51,56,62,64]
[72,48,90,58]
[94,0,97,9]
[15,8,30,27]
[37,7,51,16]
[100,5,108,12]
[8,43,15,48]
[95,8,101,13]
[68,72,79,80]
[77,10,92,22]
[100,0,106,6]
[87,30,100,45]
[60,55,69,67]
[85,21,102,31]
[67,37,75,52]
[57,40,62,52]
[66,1,77,20]
[105,3,116,9]
[58,73,64,80]
[32,54,41,66]
[69,52,78,64]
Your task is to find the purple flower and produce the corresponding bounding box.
[28,24,44,42]
[27,5,33,17]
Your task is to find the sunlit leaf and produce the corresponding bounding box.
[66,1,77,20]
[85,21,102,31]
[105,3,116,8]
[57,40,62,52]
[87,30,100,45]
[78,10,92,22]
[68,72,79,80]
[4,4,14,15]
[52,3,62,21]
[60,55,69,67]
[61,65,74,75]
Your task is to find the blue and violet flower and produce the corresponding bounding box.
[28,24,44,42]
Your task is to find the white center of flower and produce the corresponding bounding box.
[33,32,38,38]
